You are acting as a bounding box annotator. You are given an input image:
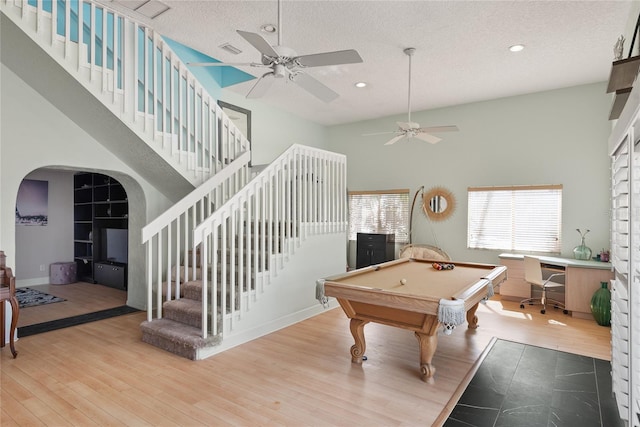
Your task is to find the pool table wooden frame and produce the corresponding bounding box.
[322,258,507,382]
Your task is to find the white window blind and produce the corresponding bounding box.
[348,189,410,243]
[467,185,562,253]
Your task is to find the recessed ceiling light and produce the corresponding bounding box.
[355,82,367,88]
[261,24,277,34]
[509,44,525,52]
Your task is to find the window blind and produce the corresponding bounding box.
[467,185,562,253]
[348,189,410,242]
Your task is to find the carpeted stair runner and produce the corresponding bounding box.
[140,279,222,360]
[140,318,221,360]
[142,226,285,359]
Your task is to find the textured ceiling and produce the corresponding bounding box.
[105,0,634,126]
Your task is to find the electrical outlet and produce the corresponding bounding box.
[39,264,46,272]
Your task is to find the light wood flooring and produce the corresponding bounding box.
[1,297,611,426]
[17,282,127,327]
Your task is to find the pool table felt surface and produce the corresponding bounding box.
[324,258,505,302]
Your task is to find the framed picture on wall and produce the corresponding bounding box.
[16,179,48,226]
[218,100,252,166]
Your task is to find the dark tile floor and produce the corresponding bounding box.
[444,339,624,427]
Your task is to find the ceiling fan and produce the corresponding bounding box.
[188,0,363,102]
[365,48,459,145]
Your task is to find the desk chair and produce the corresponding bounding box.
[520,256,568,315]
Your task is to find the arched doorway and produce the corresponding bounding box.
[13,167,146,335]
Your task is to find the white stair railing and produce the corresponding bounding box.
[141,151,251,318]
[1,0,249,185]
[191,145,347,339]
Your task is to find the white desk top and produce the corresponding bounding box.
[498,253,612,270]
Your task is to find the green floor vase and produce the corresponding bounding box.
[590,281,611,327]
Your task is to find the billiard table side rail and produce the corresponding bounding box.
[320,259,507,315]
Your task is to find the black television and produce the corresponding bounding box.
[103,228,128,264]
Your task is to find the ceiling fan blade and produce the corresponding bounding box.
[295,49,363,68]
[246,72,275,99]
[237,30,279,58]
[420,125,459,133]
[290,72,339,103]
[414,132,442,144]
[384,134,407,146]
[188,62,267,68]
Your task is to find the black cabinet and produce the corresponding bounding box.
[356,233,395,269]
[94,262,127,290]
[73,172,128,283]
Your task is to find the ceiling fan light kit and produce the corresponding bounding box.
[188,0,362,102]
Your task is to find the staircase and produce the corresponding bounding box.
[2,0,348,360]
[141,144,347,360]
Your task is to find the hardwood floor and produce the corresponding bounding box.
[16,282,127,327]
[1,297,611,426]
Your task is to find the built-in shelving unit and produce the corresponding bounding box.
[609,80,640,426]
[73,173,128,287]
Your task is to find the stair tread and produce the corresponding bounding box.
[164,297,201,312]
[140,318,219,348]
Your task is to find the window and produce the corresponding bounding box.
[348,189,410,243]
[467,185,562,253]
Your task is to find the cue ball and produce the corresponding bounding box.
[400,278,407,285]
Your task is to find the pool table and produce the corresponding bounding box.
[321,258,507,382]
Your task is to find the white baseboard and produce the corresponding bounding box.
[16,276,49,287]
[196,300,340,360]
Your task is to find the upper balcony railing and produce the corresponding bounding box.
[4,0,250,185]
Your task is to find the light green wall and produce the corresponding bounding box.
[215,90,329,166]
[328,83,613,264]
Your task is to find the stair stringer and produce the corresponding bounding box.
[196,229,344,360]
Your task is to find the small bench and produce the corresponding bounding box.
[50,262,77,285]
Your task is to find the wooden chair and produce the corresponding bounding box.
[0,251,19,358]
[398,244,451,262]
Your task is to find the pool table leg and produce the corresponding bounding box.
[349,318,368,363]
[415,331,438,383]
[467,302,480,329]
[414,316,441,383]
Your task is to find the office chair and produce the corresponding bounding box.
[520,256,568,315]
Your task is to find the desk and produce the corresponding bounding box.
[321,258,507,382]
[498,254,613,320]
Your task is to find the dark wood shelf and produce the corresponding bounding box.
[610,88,633,120]
[607,56,640,93]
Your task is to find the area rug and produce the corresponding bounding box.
[18,305,140,337]
[16,287,66,308]
[441,338,623,427]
